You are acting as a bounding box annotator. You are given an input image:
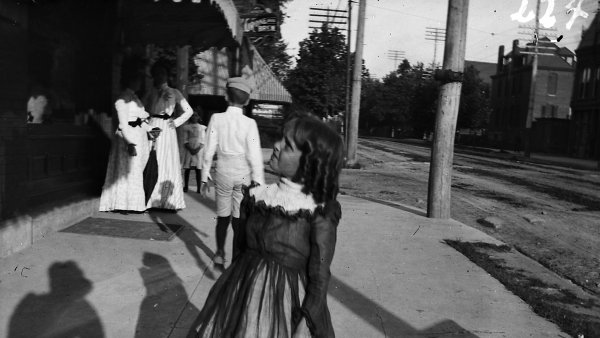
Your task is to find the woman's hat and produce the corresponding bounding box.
[226,77,252,94]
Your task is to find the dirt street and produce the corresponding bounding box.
[339,138,600,296]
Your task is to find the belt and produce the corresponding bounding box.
[151,114,171,120]
[118,118,143,130]
[128,118,143,127]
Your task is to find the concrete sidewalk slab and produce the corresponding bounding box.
[0,183,567,337]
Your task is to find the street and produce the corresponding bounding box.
[339,137,600,296]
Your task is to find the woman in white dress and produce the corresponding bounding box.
[144,63,193,210]
[181,112,207,193]
[99,66,155,212]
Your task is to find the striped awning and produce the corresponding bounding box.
[209,0,242,44]
[188,43,292,104]
[247,44,292,104]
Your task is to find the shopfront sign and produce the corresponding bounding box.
[241,5,280,40]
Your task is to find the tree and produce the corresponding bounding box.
[253,0,293,81]
[358,60,439,138]
[285,25,348,118]
[457,65,492,129]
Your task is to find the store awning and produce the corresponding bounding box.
[188,42,292,104]
[248,44,292,104]
[123,0,242,48]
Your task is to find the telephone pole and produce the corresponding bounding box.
[426,0,469,219]
[309,7,348,31]
[346,0,366,167]
[425,27,446,69]
[345,0,354,153]
[387,49,405,71]
[517,0,556,157]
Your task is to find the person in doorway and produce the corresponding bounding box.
[188,114,344,338]
[144,62,193,210]
[181,111,207,193]
[199,77,265,267]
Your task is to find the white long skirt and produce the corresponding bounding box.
[99,127,150,212]
[146,118,186,210]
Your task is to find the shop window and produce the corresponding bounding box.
[547,72,557,95]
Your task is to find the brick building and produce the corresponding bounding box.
[489,38,575,153]
[570,13,600,161]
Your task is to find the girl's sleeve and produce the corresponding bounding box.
[298,201,342,334]
[115,99,136,145]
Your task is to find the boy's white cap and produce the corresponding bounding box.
[227,77,252,94]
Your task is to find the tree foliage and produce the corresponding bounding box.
[457,65,492,129]
[285,25,348,118]
[359,60,491,138]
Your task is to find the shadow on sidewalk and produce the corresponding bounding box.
[8,261,105,338]
[135,252,200,338]
[147,181,216,280]
[329,276,479,337]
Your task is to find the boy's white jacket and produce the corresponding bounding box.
[201,106,265,184]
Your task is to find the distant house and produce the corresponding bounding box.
[569,13,600,160]
[489,38,575,154]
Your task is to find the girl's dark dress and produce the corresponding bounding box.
[188,178,341,338]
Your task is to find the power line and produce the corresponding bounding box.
[309,6,348,32]
[425,27,445,69]
[387,49,405,70]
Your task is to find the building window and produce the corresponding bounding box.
[547,72,557,95]
[580,67,591,99]
[541,105,547,118]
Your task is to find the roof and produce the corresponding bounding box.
[464,60,496,84]
[577,12,600,51]
[537,54,574,71]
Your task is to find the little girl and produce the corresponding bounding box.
[181,112,207,193]
[188,114,344,338]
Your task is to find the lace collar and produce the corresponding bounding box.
[249,177,319,213]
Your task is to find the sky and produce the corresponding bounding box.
[279,0,598,79]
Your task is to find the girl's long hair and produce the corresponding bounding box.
[283,114,344,204]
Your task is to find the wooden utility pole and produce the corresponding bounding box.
[425,27,446,69]
[345,0,353,152]
[524,0,541,158]
[308,7,348,31]
[426,0,469,219]
[387,49,405,71]
[346,0,366,167]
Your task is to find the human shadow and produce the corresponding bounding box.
[134,252,201,338]
[148,181,216,280]
[328,276,479,337]
[8,261,105,338]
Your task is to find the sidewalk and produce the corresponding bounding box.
[0,177,568,337]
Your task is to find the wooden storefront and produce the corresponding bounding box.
[0,0,243,256]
